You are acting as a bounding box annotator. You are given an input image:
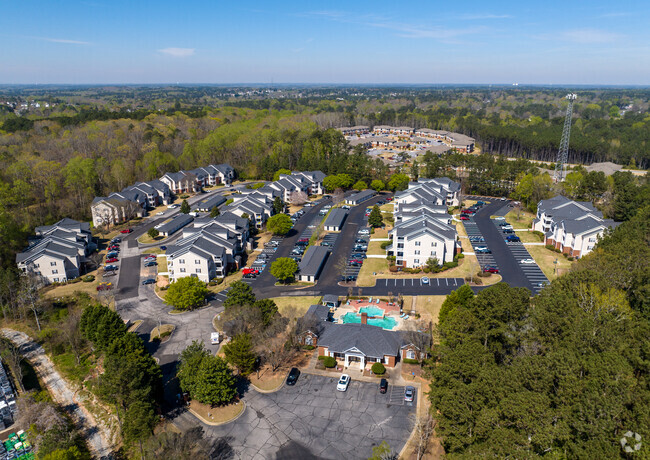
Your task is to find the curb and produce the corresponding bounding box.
[249,369,290,394]
[187,400,246,426]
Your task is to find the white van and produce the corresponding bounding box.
[210,332,220,344]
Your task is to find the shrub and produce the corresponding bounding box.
[323,356,337,368]
[302,345,315,351]
[371,362,386,375]
[555,248,562,253]
[402,358,420,365]
[69,277,82,284]
[208,281,217,286]
[389,265,399,273]
[380,241,391,250]
[160,330,172,339]
[457,253,465,259]
[545,244,555,250]
[82,275,95,282]
[567,256,574,261]
[317,355,327,360]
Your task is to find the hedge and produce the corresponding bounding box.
[402,358,420,365]
[323,356,337,368]
[380,241,391,250]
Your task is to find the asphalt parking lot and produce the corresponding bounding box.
[179,373,416,460]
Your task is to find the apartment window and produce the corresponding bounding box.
[53,278,59,282]
[588,238,596,242]
[397,252,404,257]
[414,250,420,255]
[397,237,404,241]
[180,268,186,273]
[179,259,185,264]
[52,269,58,274]
[406,350,416,360]
[196,269,201,274]
[34,264,39,268]
[50,261,57,266]
[587,246,594,250]
[397,244,404,249]
[431,251,436,256]
[431,242,437,247]
[414,259,420,265]
[415,241,421,247]
[195,260,201,264]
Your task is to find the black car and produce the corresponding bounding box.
[286,367,300,386]
[142,278,156,285]
[379,378,388,394]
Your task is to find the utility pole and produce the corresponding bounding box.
[554,93,577,182]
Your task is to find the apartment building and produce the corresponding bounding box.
[394,178,460,207]
[533,195,619,258]
[388,216,457,268]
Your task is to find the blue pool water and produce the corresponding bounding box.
[341,312,397,330]
[359,306,385,317]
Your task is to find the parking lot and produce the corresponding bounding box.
[187,373,416,460]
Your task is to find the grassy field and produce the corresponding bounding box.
[409,295,446,324]
[42,270,101,299]
[142,247,165,255]
[157,256,168,273]
[207,271,243,294]
[506,208,536,229]
[269,296,322,317]
[371,226,391,238]
[527,246,576,280]
[515,230,544,243]
[456,221,474,253]
[379,203,394,213]
[137,233,166,244]
[189,400,244,424]
[150,324,175,341]
[367,241,386,256]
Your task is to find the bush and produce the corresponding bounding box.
[380,241,391,250]
[323,356,337,368]
[389,265,399,273]
[402,358,420,365]
[567,256,574,261]
[302,345,315,351]
[68,277,82,284]
[208,281,217,286]
[457,253,465,259]
[555,248,562,253]
[82,275,95,282]
[371,362,386,375]
[545,244,556,251]
[317,355,327,360]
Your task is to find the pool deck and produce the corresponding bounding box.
[331,298,411,330]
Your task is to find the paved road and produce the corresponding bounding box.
[1,329,114,459]
[170,373,415,460]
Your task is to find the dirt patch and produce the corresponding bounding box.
[248,365,287,392]
[150,324,175,343]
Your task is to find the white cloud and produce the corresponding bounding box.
[461,14,512,20]
[30,36,91,45]
[562,29,621,43]
[158,47,195,57]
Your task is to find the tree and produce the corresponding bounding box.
[164,277,209,311]
[353,180,367,191]
[438,284,474,326]
[368,205,384,228]
[272,196,284,214]
[180,199,190,214]
[178,341,210,396]
[253,299,278,325]
[425,257,439,271]
[270,257,298,284]
[288,191,308,205]
[0,338,24,391]
[147,227,159,239]
[123,400,157,457]
[210,206,220,218]
[266,214,293,236]
[223,281,256,308]
[273,168,292,181]
[388,173,409,191]
[369,441,397,460]
[193,355,237,406]
[411,159,419,181]
[223,333,257,376]
[371,179,385,191]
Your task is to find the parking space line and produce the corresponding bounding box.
[445,278,448,286]
[437,278,440,286]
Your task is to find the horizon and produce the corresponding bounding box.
[1,0,649,85]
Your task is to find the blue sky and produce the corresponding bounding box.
[0,0,648,84]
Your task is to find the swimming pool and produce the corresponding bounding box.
[359,306,385,317]
[341,312,397,330]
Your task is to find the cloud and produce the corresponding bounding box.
[559,28,621,44]
[30,36,91,45]
[461,14,512,20]
[158,47,195,57]
[598,12,631,18]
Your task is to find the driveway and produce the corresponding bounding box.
[171,373,416,460]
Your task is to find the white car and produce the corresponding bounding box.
[421,277,429,285]
[358,229,370,235]
[337,374,351,392]
[520,258,535,264]
[156,211,165,216]
[167,204,180,209]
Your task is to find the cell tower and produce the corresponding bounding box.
[554,93,577,182]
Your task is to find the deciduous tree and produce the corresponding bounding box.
[164,277,208,311]
[270,257,298,284]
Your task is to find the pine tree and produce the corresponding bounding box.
[368,205,384,228]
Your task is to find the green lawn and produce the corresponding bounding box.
[515,230,544,243]
[367,241,386,256]
[506,209,536,229]
[269,296,322,317]
[527,245,576,280]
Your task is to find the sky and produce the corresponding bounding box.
[0,0,649,85]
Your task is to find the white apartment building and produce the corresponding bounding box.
[388,217,457,268]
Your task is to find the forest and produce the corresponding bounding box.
[429,205,650,458]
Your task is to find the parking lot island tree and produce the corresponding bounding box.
[210,206,220,218]
[177,340,210,396]
[164,276,209,311]
[270,257,298,284]
[192,355,238,406]
[180,199,190,214]
[223,333,257,376]
[266,214,293,236]
[223,280,256,308]
[368,205,384,228]
[147,227,159,239]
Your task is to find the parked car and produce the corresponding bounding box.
[107,245,119,250]
[421,277,429,285]
[97,283,113,291]
[286,368,300,386]
[349,259,364,264]
[502,229,514,234]
[498,222,511,227]
[105,257,119,263]
[142,278,156,285]
[379,378,388,394]
[355,239,367,244]
[358,229,370,235]
[167,204,180,209]
[156,211,165,216]
[105,264,118,271]
[337,374,351,392]
[483,266,500,274]
[144,261,157,267]
[111,237,121,243]
[120,228,133,234]
[460,216,470,220]
[404,386,415,402]
[102,271,116,277]
[160,246,167,250]
[475,247,491,254]
[351,253,366,259]
[520,258,535,264]
[106,252,119,259]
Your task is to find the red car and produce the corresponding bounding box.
[483,266,499,273]
[120,228,133,234]
[106,257,119,263]
[349,259,364,264]
[460,215,470,220]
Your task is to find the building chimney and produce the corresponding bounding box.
[361,312,368,325]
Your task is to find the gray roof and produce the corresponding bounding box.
[306,304,331,322]
[317,323,403,359]
[538,195,602,220]
[157,214,194,234]
[195,195,226,211]
[298,246,330,277]
[346,189,375,204]
[324,208,348,229]
[394,217,457,240]
[323,294,339,305]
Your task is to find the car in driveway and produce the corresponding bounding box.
[142,278,156,285]
[337,374,351,391]
[286,368,300,386]
[120,228,133,234]
[483,265,500,274]
[404,386,415,402]
[379,378,388,394]
[520,258,535,264]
